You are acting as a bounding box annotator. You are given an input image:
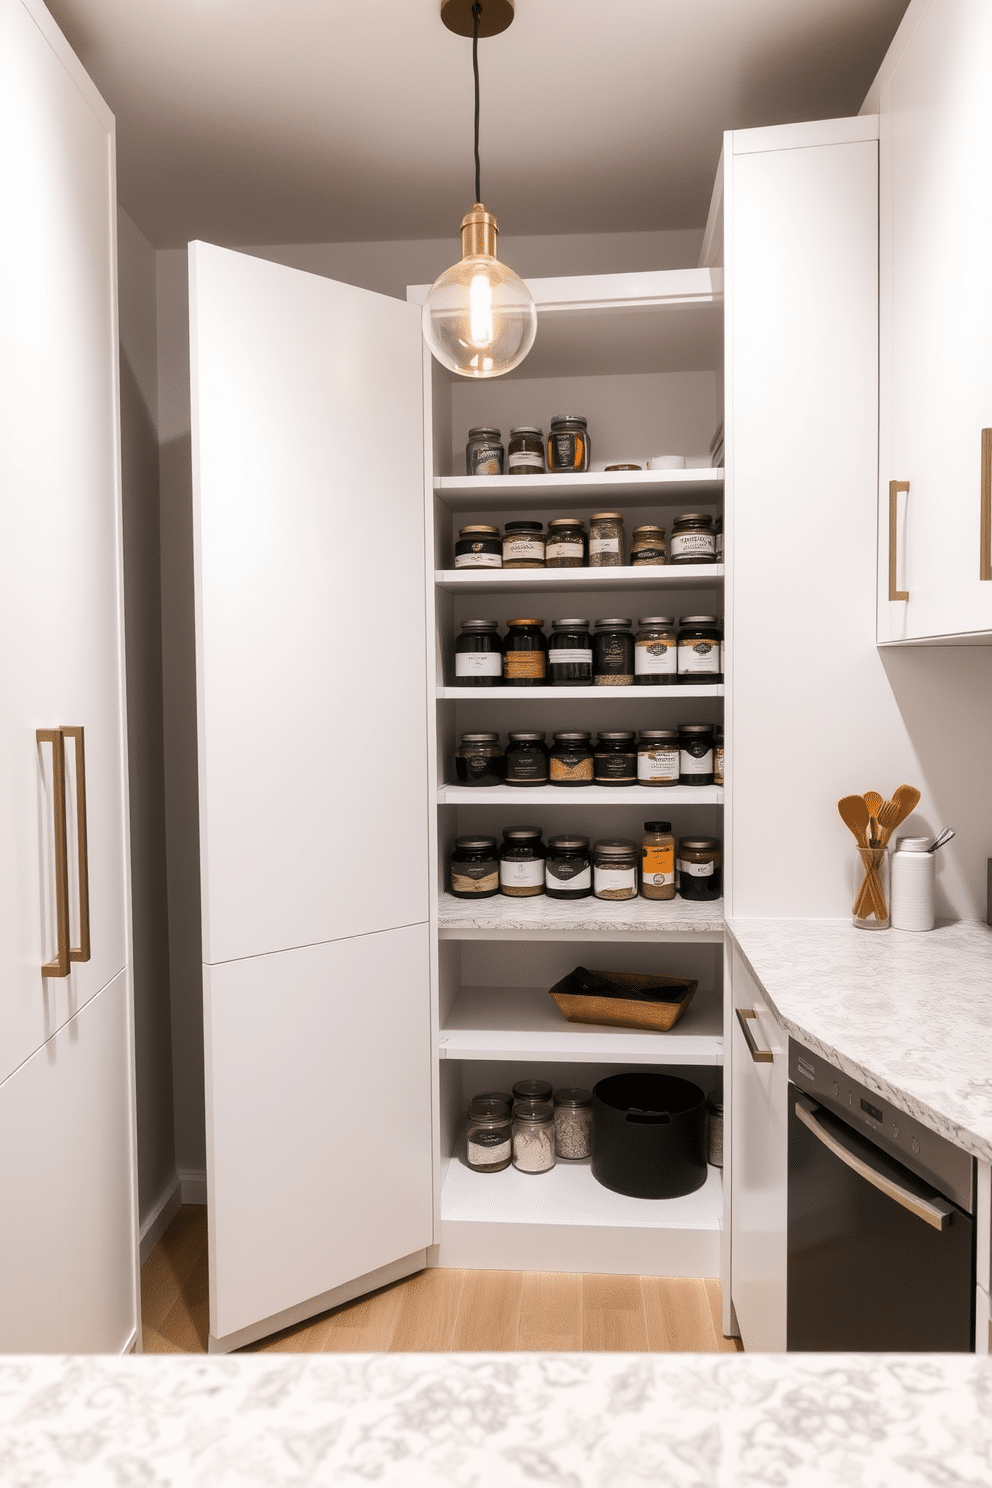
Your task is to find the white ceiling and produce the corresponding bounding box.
[44,0,910,249]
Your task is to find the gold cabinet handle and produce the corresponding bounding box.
[888,480,909,601]
[735,1006,773,1063]
[62,726,91,964]
[37,729,70,977]
[981,429,991,582]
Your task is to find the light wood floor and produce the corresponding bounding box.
[142,1206,742,1355]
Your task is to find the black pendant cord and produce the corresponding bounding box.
[472,2,482,204]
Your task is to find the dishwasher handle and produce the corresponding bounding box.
[795,1097,955,1232]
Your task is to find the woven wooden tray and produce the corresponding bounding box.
[548,969,698,1033]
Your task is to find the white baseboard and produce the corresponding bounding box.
[179,1168,207,1205]
[138,1175,183,1263]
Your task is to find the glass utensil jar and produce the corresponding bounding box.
[594,731,637,786]
[507,426,545,475]
[635,617,677,685]
[545,835,592,899]
[454,619,502,687]
[554,1088,593,1160]
[641,820,676,900]
[466,1098,512,1172]
[593,618,634,685]
[503,618,548,686]
[549,618,593,686]
[638,729,680,786]
[503,521,545,569]
[449,836,499,898]
[466,427,504,476]
[545,518,586,568]
[499,826,546,897]
[454,732,506,786]
[455,524,502,569]
[588,511,624,567]
[512,1100,556,1172]
[505,731,550,786]
[549,731,594,787]
[853,845,890,930]
[677,837,722,900]
[677,616,722,683]
[547,415,590,472]
[593,839,638,900]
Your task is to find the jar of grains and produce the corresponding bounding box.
[507,425,545,475]
[512,1100,556,1172]
[549,731,594,787]
[499,826,546,897]
[593,617,634,685]
[594,731,637,786]
[588,511,624,567]
[466,1097,512,1173]
[592,839,638,900]
[454,619,502,687]
[449,835,500,899]
[544,835,592,899]
[637,729,680,787]
[454,732,506,787]
[466,426,504,476]
[455,524,502,569]
[670,513,716,564]
[513,1078,553,1104]
[678,723,715,786]
[502,618,548,686]
[677,615,722,684]
[547,415,590,473]
[505,731,550,787]
[631,524,668,566]
[714,724,725,787]
[545,517,586,568]
[677,836,722,901]
[634,616,678,685]
[503,521,545,569]
[553,1088,593,1160]
[641,820,676,901]
[549,618,593,686]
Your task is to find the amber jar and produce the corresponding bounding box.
[634,617,678,686]
[670,514,716,564]
[549,731,594,787]
[507,426,545,476]
[466,427,504,476]
[503,618,548,686]
[547,415,590,472]
[593,618,634,686]
[641,820,676,901]
[594,731,637,786]
[548,618,593,686]
[545,517,586,568]
[588,512,624,567]
[631,524,667,566]
[503,521,545,569]
[455,524,502,569]
[677,837,722,900]
[499,826,546,897]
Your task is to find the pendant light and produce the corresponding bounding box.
[422,0,537,379]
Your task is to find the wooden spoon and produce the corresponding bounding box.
[864,791,883,846]
[838,795,871,846]
[877,784,922,846]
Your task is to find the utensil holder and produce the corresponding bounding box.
[853,846,889,929]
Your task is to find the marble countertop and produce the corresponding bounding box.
[3,1351,992,1486]
[728,918,992,1163]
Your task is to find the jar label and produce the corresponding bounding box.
[500,859,545,888]
[504,539,545,561]
[594,865,637,893]
[451,865,499,894]
[546,540,582,560]
[456,652,502,676]
[468,1128,510,1150]
[550,755,594,781]
[679,858,715,877]
[714,746,725,785]
[507,754,547,781]
[470,449,503,476]
[678,640,720,674]
[595,753,636,780]
[467,1137,511,1166]
[549,430,585,470]
[596,635,631,672]
[635,638,676,674]
[680,747,714,774]
[638,748,679,781]
[670,530,715,559]
[507,452,543,472]
[505,650,546,680]
[589,537,620,555]
[455,550,501,569]
[642,845,675,886]
[546,862,592,890]
[549,648,590,667]
[632,547,667,565]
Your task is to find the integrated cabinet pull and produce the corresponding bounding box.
[62,726,91,964]
[888,479,910,601]
[981,429,991,582]
[37,728,70,978]
[735,1006,773,1063]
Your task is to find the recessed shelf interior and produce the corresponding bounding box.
[435,563,724,594]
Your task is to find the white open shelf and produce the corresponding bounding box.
[434,469,724,514]
[438,684,723,700]
[435,564,724,595]
[439,984,723,1065]
[438,891,724,942]
[438,784,724,805]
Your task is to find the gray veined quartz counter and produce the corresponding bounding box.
[727,918,992,1165]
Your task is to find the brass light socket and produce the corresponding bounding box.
[461,203,499,259]
[441,0,514,38]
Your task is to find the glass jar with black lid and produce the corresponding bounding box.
[670,513,716,564]
[593,618,634,685]
[594,731,637,786]
[545,835,592,899]
[455,525,502,569]
[503,521,545,569]
[454,732,506,787]
[466,1097,511,1173]
[454,619,502,687]
[678,723,715,786]
[507,426,545,475]
[547,415,590,472]
[466,427,504,476]
[499,826,546,897]
[592,839,638,900]
[549,618,593,686]
[505,732,550,786]
[635,617,678,685]
[513,1078,553,1103]
[677,837,722,900]
[503,618,548,686]
[449,836,499,898]
[545,518,586,568]
[677,616,722,684]
[549,731,594,787]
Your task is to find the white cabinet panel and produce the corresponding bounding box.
[204,924,434,1344]
[0,1041,64,1351]
[189,244,430,965]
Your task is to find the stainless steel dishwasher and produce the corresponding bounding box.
[787,1040,975,1351]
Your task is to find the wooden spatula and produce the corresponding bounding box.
[864,791,883,845]
[838,795,871,846]
[877,784,921,846]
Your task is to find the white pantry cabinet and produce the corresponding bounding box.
[0,0,138,1352]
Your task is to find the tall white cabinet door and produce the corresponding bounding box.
[189,243,430,965]
[0,0,129,1086]
[879,0,992,641]
[0,1043,64,1351]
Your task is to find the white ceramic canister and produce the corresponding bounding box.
[890,836,935,932]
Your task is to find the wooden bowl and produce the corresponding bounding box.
[548,969,698,1033]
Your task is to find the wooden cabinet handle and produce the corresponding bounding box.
[981,429,991,582]
[37,729,70,977]
[888,480,909,601]
[62,726,91,964]
[735,1007,773,1063]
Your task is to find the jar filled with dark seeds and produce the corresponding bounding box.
[466,426,504,476]
[455,619,502,687]
[592,839,638,900]
[503,521,545,569]
[513,1078,554,1103]
[670,513,716,564]
[549,731,594,787]
[634,617,678,685]
[503,618,548,686]
[549,618,593,686]
[547,415,590,473]
[588,512,624,567]
[593,618,634,686]
[637,729,680,787]
[594,731,637,786]
[553,1088,593,1160]
[545,517,586,568]
[454,732,506,787]
[631,524,667,566]
[455,524,502,569]
[466,1098,512,1173]
[545,835,592,899]
[507,426,545,476]
[679,723,715,786]
[505,731,550,787]
[449,836,500,898]
[499,826,546,897]
[677,836,722,901]
[512,1100,556,1172]
[677,616,722,684]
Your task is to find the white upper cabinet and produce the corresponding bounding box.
[877,0,992,642]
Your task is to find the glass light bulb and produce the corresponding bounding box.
[423,253,537,378]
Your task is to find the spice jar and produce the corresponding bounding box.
[476,1090,514,1108]
[503,618,548,686]
[499,826,546,897]
[466,1098,512,1173]
[670,513,716,564]
[454,619,503,687]
[455,524,502,569]
[677,616,722,684]
[449,836,500,898]
[466,427,504,476]
[588,512,624,567]
[549,731,594,787]
[507,426,545,476]
[455,732,506,787]
[553,1088,593,1160]
[503,521,545,569]
[545,835,592,899]
[593,618,634,686]
[677,837,722,900]
[678,723,715,786]
[714,515,724,563]
[513,1078,553,1103]
[548,618,593,686]
[593,839,638,900]
[547,415,590,473]
[637,729,680,787]
[512,1100,556,1173]
[505,731,550,787]
[714,725,724,787]
[594,731,637,786]
[641,820,676,901]
[631,524,667,566]
[634,617,678,685]
[545,517,586,568]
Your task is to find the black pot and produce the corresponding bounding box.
[592,1073,707,1199]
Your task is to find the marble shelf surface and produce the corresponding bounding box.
[439,891,724,939]
[728,917,992,1164]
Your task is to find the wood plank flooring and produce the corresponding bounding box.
[141,1206,742,1355]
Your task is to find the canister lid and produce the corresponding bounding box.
[552,617,590,630]
[459,618,499,630]
[467,1096,510,1119]
[679,837,721,850]
[679,724,714,735]
[507,731,546,741]
[632,525,665,535]
[547,517,585,529]
[550,415,587,427]
[590,511,623,521]
[502,825,543,839]
[467,426,501,438]
[553,1087,593,1106]
[679,615,720,625]
[605,463,642,471]
[454,835,498,849]
[459,732,501,742]
[507,617,545,627]
[513,1100,554,1120]
[673,513,713,525]
[509,426,543,436]
[547,835,589,851]
[458,525,500,536]
[639,730,679,742]
[504,521,544,533]
[593,838,637,857]
[895,836,931,852]
[644,821,673,832]
[637,616,676,627]
[597,731,636,741]
[553,731,591,742]
[594,617,632,629]
[513,1079,553,1099]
